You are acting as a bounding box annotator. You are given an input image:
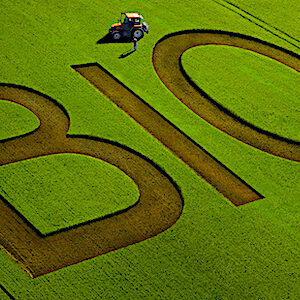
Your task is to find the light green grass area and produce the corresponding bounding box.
[228,0,300,41]
[182,45,300,141]
[0,154,139,235]
[0,100,39,140]
[0,0,299,299]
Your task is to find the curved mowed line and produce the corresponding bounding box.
[0,84,183,277]
[153,30,300,161]
[181,45,300,141]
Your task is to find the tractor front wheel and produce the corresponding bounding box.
[132,29,144,40]
[112,32,121,40]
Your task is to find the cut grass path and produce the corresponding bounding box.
[153,30,300,160]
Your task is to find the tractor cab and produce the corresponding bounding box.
[121,12,142,25]
[109,12,149,40]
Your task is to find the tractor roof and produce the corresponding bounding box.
[125,12,142,19]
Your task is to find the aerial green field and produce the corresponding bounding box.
[0,0,299,299]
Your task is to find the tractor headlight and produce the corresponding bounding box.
[142,22,149,33]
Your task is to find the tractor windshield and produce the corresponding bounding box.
[121,13,142,25]
[132,18,140,24]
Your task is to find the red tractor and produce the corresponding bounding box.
[109,12,149,40]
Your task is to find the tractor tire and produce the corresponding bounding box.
[132,29,144,40]
[113,32,121,40]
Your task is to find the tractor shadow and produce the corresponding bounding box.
[97,33,132,44]
[97,33,135,59]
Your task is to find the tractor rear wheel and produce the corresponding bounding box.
[113,32,121,40]
[132,29,144,40]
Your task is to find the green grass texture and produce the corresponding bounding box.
[0,0,299,299]
[0,100,40,140]
[227,0,300,42]
[0,154,139,235]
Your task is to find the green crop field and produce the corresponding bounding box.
[0,0,299,299]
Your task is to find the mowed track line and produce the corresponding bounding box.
[0,84,183,277]
[73,64,262,205]
[153,30,300,161]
